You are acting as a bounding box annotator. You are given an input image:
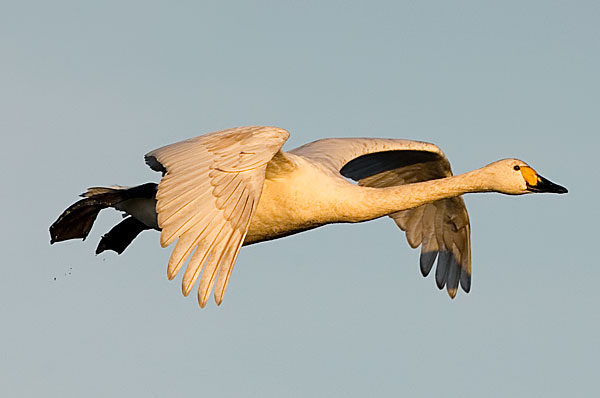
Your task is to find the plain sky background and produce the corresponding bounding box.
[1,1,598,397]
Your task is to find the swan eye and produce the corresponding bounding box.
[513,165,520,171]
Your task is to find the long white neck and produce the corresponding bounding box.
[336,168,492,223]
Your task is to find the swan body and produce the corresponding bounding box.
[50,126,567,307]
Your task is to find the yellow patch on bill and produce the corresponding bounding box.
[520,166,538,186]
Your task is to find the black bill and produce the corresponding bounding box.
[527,174,568,194]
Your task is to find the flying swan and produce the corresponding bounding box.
[50,126,567,307]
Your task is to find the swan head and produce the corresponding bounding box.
[482,159,568,195]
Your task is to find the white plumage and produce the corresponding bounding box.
[50,126,567,308]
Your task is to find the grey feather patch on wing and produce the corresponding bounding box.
[419,251,437,277]
[435,251,451,289]
[392,200,471,298]
[460,267,472,293]
[346,145,472,298]
[460,241,472,293]
[293,138,472,298]
[445,246,462,298]
[340,150,443,181]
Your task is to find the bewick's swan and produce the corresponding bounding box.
[49,126,567,307]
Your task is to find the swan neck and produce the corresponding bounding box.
[396,170,487,202]
[344,169,489,222]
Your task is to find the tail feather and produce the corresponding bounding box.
[50,195,120,244]
[49,183,157,254]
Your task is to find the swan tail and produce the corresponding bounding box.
[50,183,157,254]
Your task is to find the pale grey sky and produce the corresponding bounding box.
[2,1,598,397]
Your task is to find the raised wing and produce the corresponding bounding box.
[145,126,289,307]
[291,137,446,173]
[293,138,471,298]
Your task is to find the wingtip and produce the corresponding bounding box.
[461,281,471,294]
[182,284,192,297]
[420,251,437,277]
[160,237,171,249]
[198,295,208,308]
[460,272,471,293]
